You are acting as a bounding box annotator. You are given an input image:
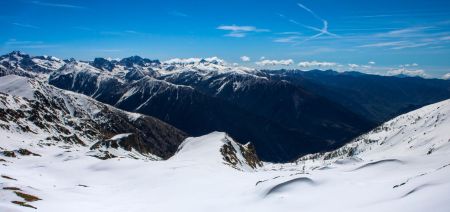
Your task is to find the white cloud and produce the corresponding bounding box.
[443,73,450,80]
[168,10,188,17]
[217,25,256,31]
[12,23,39,29]
[225,32,246,38]
[377,27,432,38]
[400,63,419,67]
[240,56,251,62]
[260,56,265,60]
[298,61,338,68]
[358,41,407,48]
[31,1,84,9]
[274,36,301,43]
[5,39,43,45]
[358,40,430,50]
[391,43,430,50]
[217,25,269,38]
[256,59,294,66]
[348,64,359,69]
[387,68,427,77]
[369,61,376,65]
[277,32,302,35]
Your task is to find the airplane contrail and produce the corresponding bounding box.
[297,3,323,22]
[279,2,339,44]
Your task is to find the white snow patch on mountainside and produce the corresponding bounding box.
[0,75,37,100]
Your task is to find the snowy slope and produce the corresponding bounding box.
[1,98,450,211]
[0,75,186,160]
[0,75,36,99]
[299,99,450,162]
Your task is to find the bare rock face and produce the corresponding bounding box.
[0,75,187,160]
[220,135,262,170]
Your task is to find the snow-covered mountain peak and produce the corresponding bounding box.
[0,51,65,78]
[61,60,102,74]
[161,57,258,76]
[172,132,262,171]
[163,57,225,66]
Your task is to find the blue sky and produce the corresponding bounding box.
[1,0,450,77]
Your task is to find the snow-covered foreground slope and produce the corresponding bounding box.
[1,98,450,211]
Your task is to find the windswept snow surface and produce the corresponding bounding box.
[0,75,36,100]
[1,99,450,211]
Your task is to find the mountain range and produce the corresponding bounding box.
[2,51,450,162]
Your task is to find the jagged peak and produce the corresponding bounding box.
[119,55,160,67]
[91,57,116,72]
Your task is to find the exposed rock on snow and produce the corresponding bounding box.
[173,132,262,171]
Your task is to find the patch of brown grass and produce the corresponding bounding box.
[14,191,41,202]
[3,186,21,191]
[11,201,37,209]
[1,175,17,180]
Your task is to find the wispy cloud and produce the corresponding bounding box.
[358,41,408,48]
[277,32,302,35]
[124,30,139,34]
[355,24,449,50]
[240,56,251,62]
[256,59,293,66]
[31,1,85,9]
[100,30,148,36]
[217,25,269,38]
[12,22,39,29]
[4,39,59,49]
[169,10,189,17]
[376,26,434,38]
[274,36,302,43]
[18,44,59,49]
[358,40,433,50]
[391,43,431,50]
